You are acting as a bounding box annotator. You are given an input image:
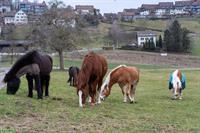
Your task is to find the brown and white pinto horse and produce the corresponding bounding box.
[98,65,139,104]
[98,65,139,103]
[169,69,185,100]
[76,52,108,107]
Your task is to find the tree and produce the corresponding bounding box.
[163,29,171,51]
[169,20,182,52]
[182,28,191,52]
[29,0,86,70]
[163,20,191,52]
[108,21,122,48]
[157,35,163,49]
[4,24,16,64]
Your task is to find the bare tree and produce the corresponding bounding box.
[108,21,122,48]
[29,0,86,70]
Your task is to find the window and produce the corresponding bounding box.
[141,38,144,40]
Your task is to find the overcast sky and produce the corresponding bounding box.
[36,0,181,13]
[46,0,178,13]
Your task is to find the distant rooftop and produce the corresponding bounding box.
[75,5,94,10]
[137,31,157,37]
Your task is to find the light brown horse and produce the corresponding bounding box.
[76,52,108,107]
[98,65,139,104]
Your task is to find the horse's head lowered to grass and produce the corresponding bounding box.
[6,76,21,95]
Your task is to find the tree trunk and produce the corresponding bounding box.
[11,48,13,64]
[58,50,64,70]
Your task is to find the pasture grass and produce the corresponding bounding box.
[192,38,200,56]
[0,69,200,132]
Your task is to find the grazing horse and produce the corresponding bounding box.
[98,65,139,104]
[169,69,186,100]
[76,52,108,107]
[3,50,53,99]
[67,66,79,86]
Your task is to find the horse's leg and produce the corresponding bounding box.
[89,81,98,106]
[179,89,182,100]
[34,75,42,99]
[45,75,50,97]
[130,84,136,103]
[96,78,103,104]
[119,83,126,102]
[172,89,176,100]
[67,75,72,86]
[26,74,33,98]
[40,76,44,96]
[121,84,128,103]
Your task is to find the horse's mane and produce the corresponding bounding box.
[4,50,40,81]
[101,65,127,90]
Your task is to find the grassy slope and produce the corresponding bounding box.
[121,18,200,56]
[192,38,200,56]
[0,69,200,132]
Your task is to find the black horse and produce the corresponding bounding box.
[3,50,53,99]
[67,66,79,86]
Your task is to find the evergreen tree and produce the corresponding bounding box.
[169,20,182,51]
[157,35,163,49]
[182,28,191,52]
[163,29,172,51]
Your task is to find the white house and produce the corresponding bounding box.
[75,5,94,15]
[137,31,157,47]
[4,11,15,24]
[14,10,28,25]
[139,10,150,16]
[155,9,166,16]
[0,0,11,13]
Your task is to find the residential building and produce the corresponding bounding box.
[137,31,157,47]
[174,1,192,15]
[155,2,174,16]
[0,0,11,13]
[121,9,137,21]
[75,5,94,15]
[191,1,200,14]
[4,11,15,24]
[103,13,118,23]
[140,4,158,16]
[14,10,28,25]
[19,0,47,14]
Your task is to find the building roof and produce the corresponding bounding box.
[137,30,157,37]
[20,0,47,6]
[0,0,11,6]
[123,8,138,13]
[175,1,192,7]
[192,1,200,6]
[3,11,16,17]
[141,4,158,10]
[75,5,94,10]
[158,2,174,9]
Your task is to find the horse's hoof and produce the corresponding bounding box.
[130,101,136,104]
[38,97,43,99]
[171,97,176,100]
[90,103,95,106]
[27,95,33,98]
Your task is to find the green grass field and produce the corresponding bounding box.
[0,69,200,132]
